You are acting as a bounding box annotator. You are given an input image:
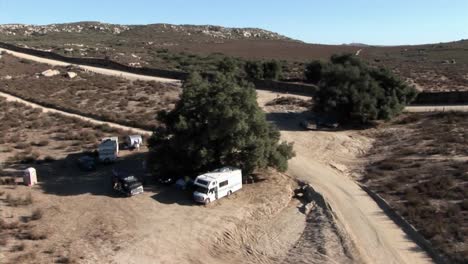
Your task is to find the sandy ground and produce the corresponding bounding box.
[0,47,181,84]
[405,105,468,112]
[256,90,433,264]
[0,161,302,264]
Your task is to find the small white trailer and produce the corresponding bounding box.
[124,135,142,149]
[98,137,119,163]
[23,167,37,186]
[193,167,242,204]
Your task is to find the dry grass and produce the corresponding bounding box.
[5,193,33,207]
[266,96,312,108]
[0,54,180,130]
[0,97,128,169]
[30,209,43,221]
[362,112,468,263]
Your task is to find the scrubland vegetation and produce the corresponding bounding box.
[0,54,180,130]
[363,112,468,263]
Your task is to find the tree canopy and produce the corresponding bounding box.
[311,54,417,123]
[147,72,294,182]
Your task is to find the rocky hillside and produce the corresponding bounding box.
[1,22,467,91]
[0,22,293,41]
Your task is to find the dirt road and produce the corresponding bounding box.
[405,105,468,112]
[0,47,181,84]
[0,91,151,136]
[257,90,433,264]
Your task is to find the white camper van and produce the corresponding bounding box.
[98,137,119,163]
[193,167,242,204]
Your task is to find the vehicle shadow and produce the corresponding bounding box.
[151,187,195,206]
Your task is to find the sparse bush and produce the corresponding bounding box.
[30,209,43,220]
[14,142,30,149]
[6,193,33,206]
[34,140,50,147]
[0,178,16,185]
[43,156,56,163]
[0,219,19,230]
[11,243,26,252]
[16,229,47,240]
[266,96,312,108]
[14,252,37,263]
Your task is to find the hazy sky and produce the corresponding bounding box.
[0,0,467,45]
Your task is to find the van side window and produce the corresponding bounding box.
[219,180,228,187]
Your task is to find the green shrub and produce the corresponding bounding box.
[244,61,264,79]
[262,60,282,80]
[304,60,326,84]
[314,54,417,123]
[147,72,294,182]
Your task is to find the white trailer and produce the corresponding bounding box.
[124,135,142,149]
[193,167,242,204]
[98,137,119,163]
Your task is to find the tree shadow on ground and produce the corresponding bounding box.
[266,110,313,131]
[151,186,196,206]
[4,151,153,197]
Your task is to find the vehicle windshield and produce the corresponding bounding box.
[195,186,208,194]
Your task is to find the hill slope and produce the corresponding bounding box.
[1,22,467,91]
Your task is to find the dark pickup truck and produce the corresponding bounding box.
[111,169,144,197]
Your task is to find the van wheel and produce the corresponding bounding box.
[205,198,211,205]
[227,191,232,196]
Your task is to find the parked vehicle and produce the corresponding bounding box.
[77,156,96,171]
[98,137,119,163]
[193,167,242,204]
[300,116,339,131]
[124,135,142,150]
[111,169,144,196]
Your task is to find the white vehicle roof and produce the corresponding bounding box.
[196,167,241,182]
[101,136,118,142]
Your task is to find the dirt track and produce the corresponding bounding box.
[0,91,151,136]
[405,105,468,112]
[0,47,181,84]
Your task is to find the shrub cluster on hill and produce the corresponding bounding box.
[306,54,418,123]
[147,72,294,182]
